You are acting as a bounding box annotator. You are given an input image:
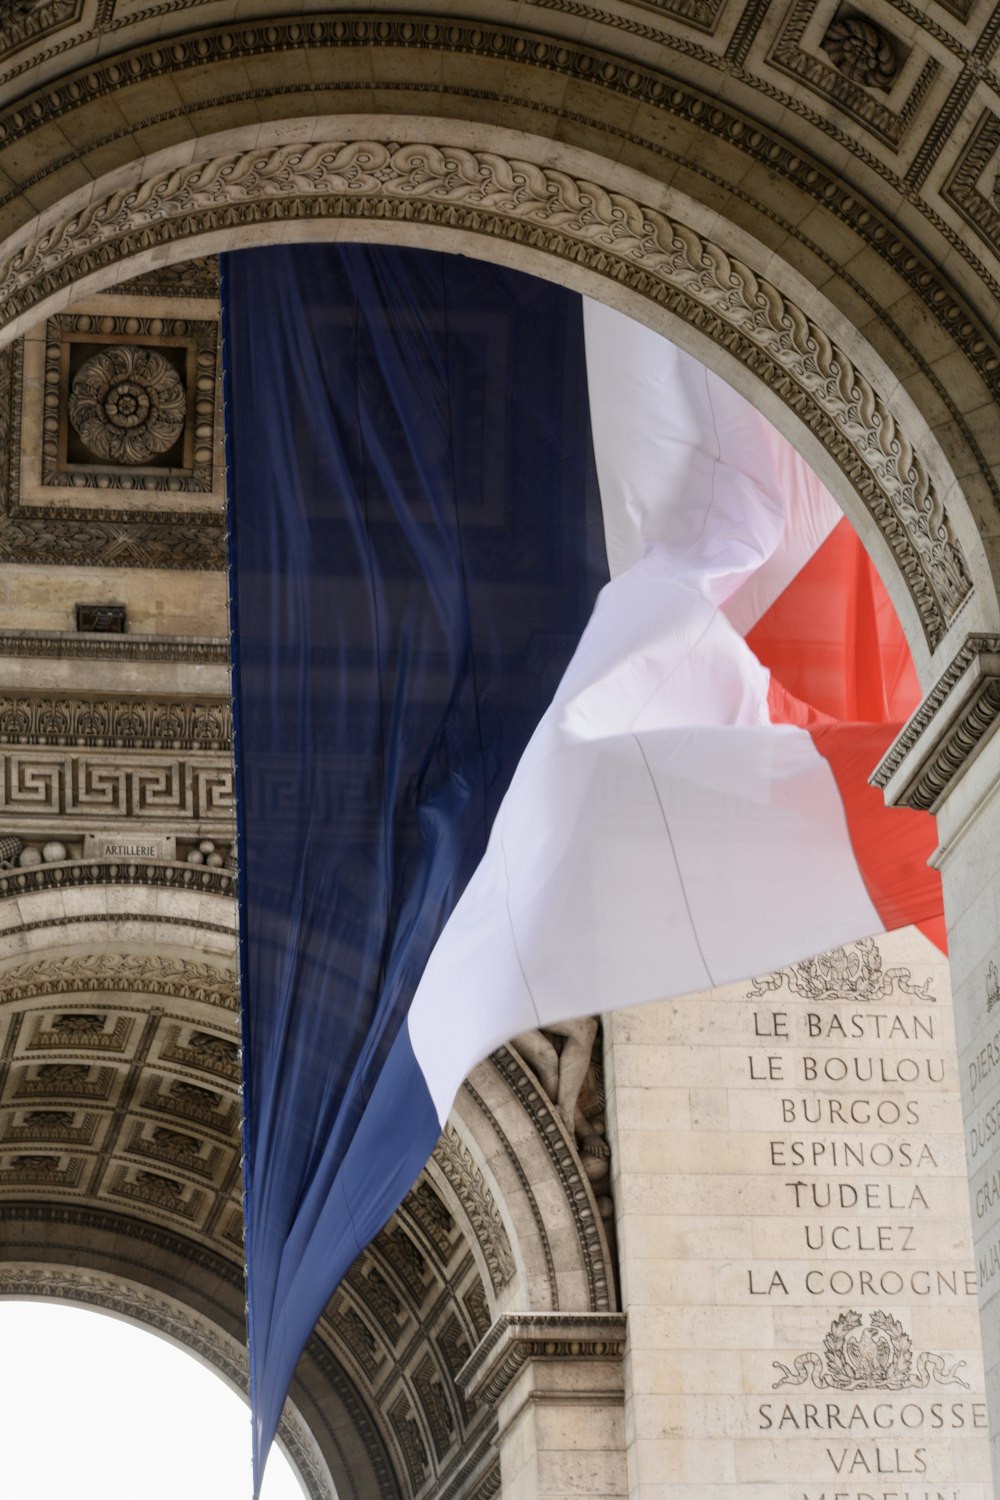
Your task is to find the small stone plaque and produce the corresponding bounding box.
[84,833,176,860]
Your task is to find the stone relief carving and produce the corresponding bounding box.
[0,954,237,1009]
[821,15,899,90]
[0,855,236,903]
[773,1310,970,1390]
[388,1392,431,1489]
[432,1126,515,1293]
[0,140,971,644]
[514,1019,613,1224]
[38,311,219,492]
[68,344,186,465]
[988,958,1000,1013]
[0,0,78,54]
[0,693,231,750]
[747,937,936,1004]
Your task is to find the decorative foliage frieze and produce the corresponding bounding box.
[747,938,936,1004]
[0,953,237,1009]
[432,1125,515,1293]
[773,1309,969,1390]
[0,139,969,643]
[0,693,231,750]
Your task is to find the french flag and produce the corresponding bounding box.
[222,244,942,1492]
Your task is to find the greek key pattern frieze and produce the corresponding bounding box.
[0,750,233,822]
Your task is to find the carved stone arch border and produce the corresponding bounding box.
[448,1044,617,1320]
[0,1261,334,1499]
[0,123,985,666]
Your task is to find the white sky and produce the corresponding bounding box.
[0,1300,309,1499]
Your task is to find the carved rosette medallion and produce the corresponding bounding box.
[67,345,185,465]
[820,15,898,91]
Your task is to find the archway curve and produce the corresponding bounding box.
[0,1264,331,1498]
[0,872,617,1499]
[0,117,991,675]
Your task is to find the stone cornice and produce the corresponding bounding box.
[0,858,235,905]
[871,633,1000,811]
[0,631,229,663]
[456,1312,627,1405]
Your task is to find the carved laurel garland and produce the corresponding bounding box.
[0,1266,332,1500]
[0,952,238,1008]
[0,138,971,647]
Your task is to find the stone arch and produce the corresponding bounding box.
[0,112,994,671]
[0,870,621,1499]
[0,1258,334,1499]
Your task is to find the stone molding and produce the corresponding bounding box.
[0,631,229,663]
[0,1263,333,1500]
[0,138,972,645]
[871,633,1000,811]
[432,1125,515,1295]
[456,1312,627,1405]
[492,1046,615,1312]
[0,856,235,903]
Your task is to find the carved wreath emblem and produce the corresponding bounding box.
[748,936,935,1003]
[773,1310,968,1390]
[68,344,186,465]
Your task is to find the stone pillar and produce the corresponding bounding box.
[605,924,992,1499]
[457,1313,628,1500]
[875,633,1000,1493]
